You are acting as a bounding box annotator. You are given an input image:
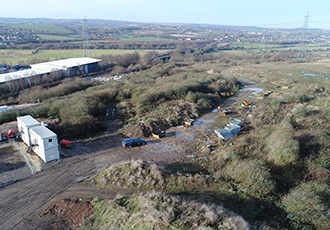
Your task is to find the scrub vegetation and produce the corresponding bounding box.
[2,20,330,229]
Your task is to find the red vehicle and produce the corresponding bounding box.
[60,139,72,147]
[7,129,16,138]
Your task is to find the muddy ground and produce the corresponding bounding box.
[0,70,258,230]
[0,145,26,174]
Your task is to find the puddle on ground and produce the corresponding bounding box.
[193,119,215,126]
[296,70,329,81]
[241,87,264,95]
[175,133,195,141]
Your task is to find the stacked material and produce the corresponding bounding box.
[0,106,12,113]
[214,118,243,140]
[214,129,234,140]
[230,118,243,126]
[225,123,241,136]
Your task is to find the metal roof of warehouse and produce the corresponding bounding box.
[0,57,101,84]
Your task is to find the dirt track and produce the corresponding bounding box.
[0,67,259,230]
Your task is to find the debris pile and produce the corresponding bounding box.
[214,117,243,140]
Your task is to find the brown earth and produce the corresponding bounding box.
[0,145,26,174]
[32,198,93,230]
[0,68,259,230]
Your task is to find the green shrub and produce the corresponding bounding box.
[292,104,308,117]
[224,159,275,199]
[280,182,330,229]
[83,192,250,230]
[266,121,299,166]
[185,91,198,103]
[0,110,18,124]
[270,99,282,108]
[285,94,309,104]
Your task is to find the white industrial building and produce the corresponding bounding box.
[17,115,40,146]
[17,115,60,163]
[0,57,101,84]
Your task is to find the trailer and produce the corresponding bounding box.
[17,115,40,146]
[29,126,60,163]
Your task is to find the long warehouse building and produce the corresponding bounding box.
[0,57,102,84]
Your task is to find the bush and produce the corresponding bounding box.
[270,99,282,108]
[0,110,18,124]
[280,182,330,229]
[223,159,275,199]
[266,121,299,166]
[83,192,250,230]
[292,104,308,117]
[185,91,198,103]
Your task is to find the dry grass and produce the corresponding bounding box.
[81,191,250,230]
[87,160,217,193]
[280,182,330,230]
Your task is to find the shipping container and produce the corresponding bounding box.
[29,126,60,163]
[17,115,40,146]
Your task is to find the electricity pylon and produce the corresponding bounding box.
[83,16,91,58]
[297,12,310,59]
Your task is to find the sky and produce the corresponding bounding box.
[3,0,330,30]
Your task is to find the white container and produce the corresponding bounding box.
[29,126,60,163]
[17,115,40,146]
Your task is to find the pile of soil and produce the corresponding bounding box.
[122,121,168,138]
[36,198,93,229]
[89,160,214,192]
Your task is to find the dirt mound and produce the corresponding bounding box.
[36,198,93,230]
[82,192,250,229]
[122,121,169,138]
[88,160,215,192]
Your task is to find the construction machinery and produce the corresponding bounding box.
[221,108,232,116]
[184,118,194,127]
[241,100,252,107]
[60,139,72,147]
[220,92,234,97]
[152,130,166,139]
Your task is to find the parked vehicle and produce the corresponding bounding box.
[122,137,146,148]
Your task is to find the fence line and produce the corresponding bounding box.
[13,140,35,174]
[1,141,61,188]
[0,165,33,187]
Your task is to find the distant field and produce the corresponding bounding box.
[120,35,169,41]
[0,49,171,65]
[37,34,81,41]
[0,23,71,34]
[228,41,329,53]
[228,59,330,86]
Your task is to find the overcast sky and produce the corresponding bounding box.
[3,0,330,29]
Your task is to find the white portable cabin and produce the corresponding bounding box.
[29,126,60,163]
[17,115,40,146]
